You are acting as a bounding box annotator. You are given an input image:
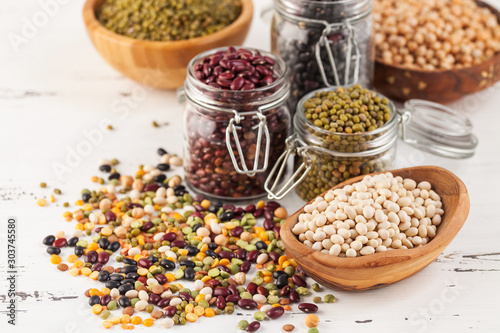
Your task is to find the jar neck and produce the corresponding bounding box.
[184,47,289,113]
[275,0,373,22]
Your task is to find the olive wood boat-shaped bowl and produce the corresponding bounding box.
[82,0,253,90]
[374,0,500,103]
[280,166,470,291]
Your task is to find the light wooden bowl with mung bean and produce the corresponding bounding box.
[82,0,253,90]
[280,166,470,291]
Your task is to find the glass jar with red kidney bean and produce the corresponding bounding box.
[183,47,291,199]
[271,0,374,113]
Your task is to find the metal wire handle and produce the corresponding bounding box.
[315,22,361,87]
[226,110,270,177]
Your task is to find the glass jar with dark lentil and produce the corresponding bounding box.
[271,0,374,114]
[265,85,398,202]
[183,47,291,199]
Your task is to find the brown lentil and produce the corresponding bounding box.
[57,263,68,271]
[282,324,295,332]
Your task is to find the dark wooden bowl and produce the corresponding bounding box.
[280,166,470,291]
[374,1,500,103]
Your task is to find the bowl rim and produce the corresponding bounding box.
[281,166,469,269]
[82,0,254,49]
[373,0,500,74]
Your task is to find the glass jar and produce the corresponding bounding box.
[265,87,478,202]
[183,47,291,200]
[271,0,374,113]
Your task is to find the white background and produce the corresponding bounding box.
[0,0,499,332]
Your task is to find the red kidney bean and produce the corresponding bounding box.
[205,279,219,288]
[289,290,300,303]
[164,305,176,317]
[143,183,159,192]
[179,292,192,302]
[213,287,231,297]
[292,274,307,287]
[228,285,238,295]
[240,261,251,273]
[138,258,152,269]
[170,240,186,248]
[268,251,280,262]
[97,251,109,264]
[267,201,281,209]
[155,274,167,285]
[216,296,226,310]
[264,210,274,220]
[161,232,177,242]
[298,303,318,313]
[267,306,285,319]
[246,321,261,332]
[263,218,275,231]
[273,225,281,235]
[92,263,103,271]
[157,298,171,308]
[230,76,245,90]
[238,299,258,310]
[53,238,67,248]
[216,265,230,273]
[84,250,98,263]
[280,285,291,297]
[149,293,160,305]
[100,294,111,306]
[246,250,259,262]
[137,276,147,285]
[246,282,257,295]
[256,286,268,296]
[253,208,264,218]
[104,211,116,222]
[232,227,244,238]
[141,221,154,231]
[245,204,256,213]
[219,251,235,260]
[226,294,241,303]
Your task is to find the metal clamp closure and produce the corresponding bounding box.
[226,110,270,177]
[315,22,360,87]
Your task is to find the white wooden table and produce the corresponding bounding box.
[0,0,499,332]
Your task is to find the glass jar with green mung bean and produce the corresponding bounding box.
[265,85,398,202]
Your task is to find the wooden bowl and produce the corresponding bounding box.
[374,1,500,103]
[82,0,253,90]
[280,166,470,291]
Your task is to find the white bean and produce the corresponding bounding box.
[360,246,375,256]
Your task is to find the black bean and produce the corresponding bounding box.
[118,296,131,308]
[159,259,175,271]
[82,192,91,202]
[110,273,124,281]
[108,241,120,252]
[97,270,110,282]
[99,165,111,172]
[89,295,100,306]
[125,272,139,280]
[179,260,195,268]
[205,249,220,259]
[120,265,138,274]
[118,284,134,295]
[108,172,120,180]
[276,273,289,289]
[157,148,168,156]
[46,246,61,255]
[154,174,166,183]
[157,163,170,171]
[184,267,195,280]
[98,238,109,250]
[185,245,199,256]
[255,241,267,250]
[42,235,55,246]
[105,280,120,289]
[67,237,79,247]
[74,246,84,256]
[122,258,137,265]
[219,211,234,221]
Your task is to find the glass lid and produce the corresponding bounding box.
[400,99,478,159]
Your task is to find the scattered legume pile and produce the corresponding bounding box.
[97,0,242,41]
[41,148,335,330]
[374,0,500,70]
[296,85,394,201]
[193,47,278,90]
[303,85,391,134]
[293,172,444,257]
